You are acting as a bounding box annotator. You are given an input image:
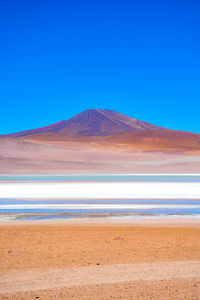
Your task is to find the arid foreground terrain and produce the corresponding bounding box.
[1,218,200,299]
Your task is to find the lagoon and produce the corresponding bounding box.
[0,174,200,220]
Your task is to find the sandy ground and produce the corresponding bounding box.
[1,219,200,299]
[1,137,200,174]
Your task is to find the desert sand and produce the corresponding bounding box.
[1,133,200,174]
[1,219,200,299]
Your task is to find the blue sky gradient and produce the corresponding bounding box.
[0,0,200,134]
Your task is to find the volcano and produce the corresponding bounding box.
[10,109,164,138]
[1,109,200,174]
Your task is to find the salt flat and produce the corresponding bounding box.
[1,203,200,210]
[0,182,200,199]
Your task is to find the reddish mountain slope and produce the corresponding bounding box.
[9,109,164,137]
[105,130,200,151]
[8,121,66,138]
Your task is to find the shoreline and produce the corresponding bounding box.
[1,173,200,175]
[1,215,200,227]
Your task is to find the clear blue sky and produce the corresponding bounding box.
[1,0,200,134]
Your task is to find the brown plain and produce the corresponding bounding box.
[1,130,200,174]
[1,221,200,299]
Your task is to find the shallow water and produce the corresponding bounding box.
[0,175,200,220]
[1,174,200,182]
